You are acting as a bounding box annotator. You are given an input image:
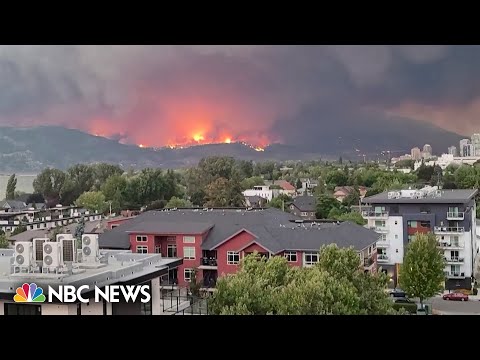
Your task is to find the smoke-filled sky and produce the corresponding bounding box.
[0,45,478,148]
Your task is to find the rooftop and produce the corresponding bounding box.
[362,187,478,204]
[99,208,378,254]
[290,195,316,212]
[0,249,181,296]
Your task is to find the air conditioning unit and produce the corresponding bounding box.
[56,233,74,242]
[43,242,62,269]
[61,238,76,263]
[14,242,33,267]
[33,238,49,263]
[82,234,99,262]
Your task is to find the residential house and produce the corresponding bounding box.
[288,195,317,220]
[245,196,268,208]
[333,186,368,203]
[300,178,319,194]
[0,200,27,213]
[265,180,297,197]
[243,185,275,202]
[362,186,478,290]
[99,208,379,288]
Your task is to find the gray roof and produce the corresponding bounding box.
[291,195,316,212]
[125,221,214,235]
[0,200,27,210]
[99,208,378,253]
[8,229,49,242]
[362,189,478,204]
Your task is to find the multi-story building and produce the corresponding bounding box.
[448,146,457,156]
[422,144,432,158]
[362,186,478,290]
[460,138,472,157]
[411,147,421,160]
[243,185,275,202]
[472,133,480,156]
[99,208,380,287]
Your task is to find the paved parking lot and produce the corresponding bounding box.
[430,296,480,315]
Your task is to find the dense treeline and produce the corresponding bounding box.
[18,157,480,218]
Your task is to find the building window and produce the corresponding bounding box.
[227,251,240,265]
[4,304,41,315]
[136,245,148,254]
[184,268,194,282]
[304,252,319,267]
[155,246,162,254]
[183,246,196,260]
[394,221,398,225]
[368,246,372,255]
[301,212,308,216]
[372,243,376,250]
[381,234,387,241]
[395,234,398,239]
[111,224,119,229]
[136,235,148,242]
[284,251,297,262]
[451,236,459,247]
[183,236,195,243]
[167,244,177,258]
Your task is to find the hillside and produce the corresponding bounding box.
[0,123,466,172]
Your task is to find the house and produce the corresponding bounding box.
[333,186,368,203]
[0,200,27,213]
[245,196,268,208]
[300,178,319,193]
[288,195,317,220]
[267,180,297,197]
[99,208,380,288]
[362,186,478,290]
[243,185,275,202]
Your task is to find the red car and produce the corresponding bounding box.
[442,292,469,301]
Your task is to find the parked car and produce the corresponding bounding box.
[389,289,407,298]
[393,297,414,304]
[442,292,469,301]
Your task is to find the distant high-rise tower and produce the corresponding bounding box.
[471,133,480,156]
[422,144,432,159]
[447,146,457,156]
[460,138,472,157]
[411,147,421,160]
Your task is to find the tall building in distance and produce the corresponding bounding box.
[459,138,472,157]
[448,146,457,156]
[471,133,480,156]
[422,144,432,159]
[411,147,421,160]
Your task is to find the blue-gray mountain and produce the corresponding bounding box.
[0,124,465,172]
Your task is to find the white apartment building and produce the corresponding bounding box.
[362,187,478,291]
[411,147,421,160]
[472,133,480,156]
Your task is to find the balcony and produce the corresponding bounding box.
[376,238,389,247]
[434,226,464,234]
[377,254,389,262]
[199,257,218,270]
[369,226,389,233]
[444,272,465,279]
[202,278,217,289]
[362,211,389,219]
[364,257,375,267]
[438,242,464,249]
[160,278,178,286]
[446,212,464,220]
[445,257,464,264]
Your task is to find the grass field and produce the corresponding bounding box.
[0,174,36,199]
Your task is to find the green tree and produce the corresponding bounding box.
[454,165,477,189]
[75,191,107,213]
[190,190,206,207]
[33,168,67,206]
[342,187,360,208]
[334,211,367,225]
[101,175,127,200]
[209,246,396,315]
[240,176,265,191]
[295,179,302,189]
[268,194,292,211]
[11,225,27,236]
[204,177,244,207]
[165,196,192,208]
[0,234,9,248]
[91,163,124,190]
[399,232,446,308]
[5,174,17,200]
[316,194,341,219]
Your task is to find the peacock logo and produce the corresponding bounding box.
[13,283,46,303]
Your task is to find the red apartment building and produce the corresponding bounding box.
[99,208,380,288]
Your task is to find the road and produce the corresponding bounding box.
[430,296,480,315]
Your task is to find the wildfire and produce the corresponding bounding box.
[224,137,231,144]
[138,144,145,148]
[193,134,205,142]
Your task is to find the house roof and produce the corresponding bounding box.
[291,195,316,212]
[0,200,27,210]
[99,208,378,253]
[273,180,296,191]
